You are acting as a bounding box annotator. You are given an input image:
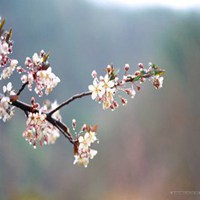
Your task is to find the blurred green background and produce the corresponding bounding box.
[0,0,200,199]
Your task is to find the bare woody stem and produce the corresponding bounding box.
[16,82,28,96]
[49,91,92,116]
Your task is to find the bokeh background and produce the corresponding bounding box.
[0,0,200,199]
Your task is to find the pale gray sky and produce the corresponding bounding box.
[86,0,200,9]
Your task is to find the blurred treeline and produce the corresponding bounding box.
[0,0,200,200]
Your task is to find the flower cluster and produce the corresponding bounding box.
[17,50,60,96]
[73,123,98,167]
[23,111,47,148]
[0,82,15,122]
[89,72,116,110]
[23,99,61,148]
[89,63,164,111]
[40,100,61,143]
[0,18,18,80]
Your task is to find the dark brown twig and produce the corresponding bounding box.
[49,91,92,116]
[16,81,28,96]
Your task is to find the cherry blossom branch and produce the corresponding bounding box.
[0,18,166,167]
[50,67,165,115]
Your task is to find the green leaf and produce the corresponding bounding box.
[133,76,140,81]
[152,64,157,69]
[155,69,165,76]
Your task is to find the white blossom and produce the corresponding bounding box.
[88,79,104,100]
[0,59,18,80]
[73,148,98,168]
[0,96,14,122]
[101,74,115,90]
[152,76,164,89]
[32,53,42,65]
[0,82,15,122]
[0,41,9,55]
[36,67,60,96]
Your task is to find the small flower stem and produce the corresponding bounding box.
[123,69,165,83]
[49,91,92,116]
[16,81,28,96]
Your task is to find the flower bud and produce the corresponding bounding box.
[91,70,97,78]
[138,63,144,68]
[124,64,130,71]
[72,119,76,130]
[120,97,127,106]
